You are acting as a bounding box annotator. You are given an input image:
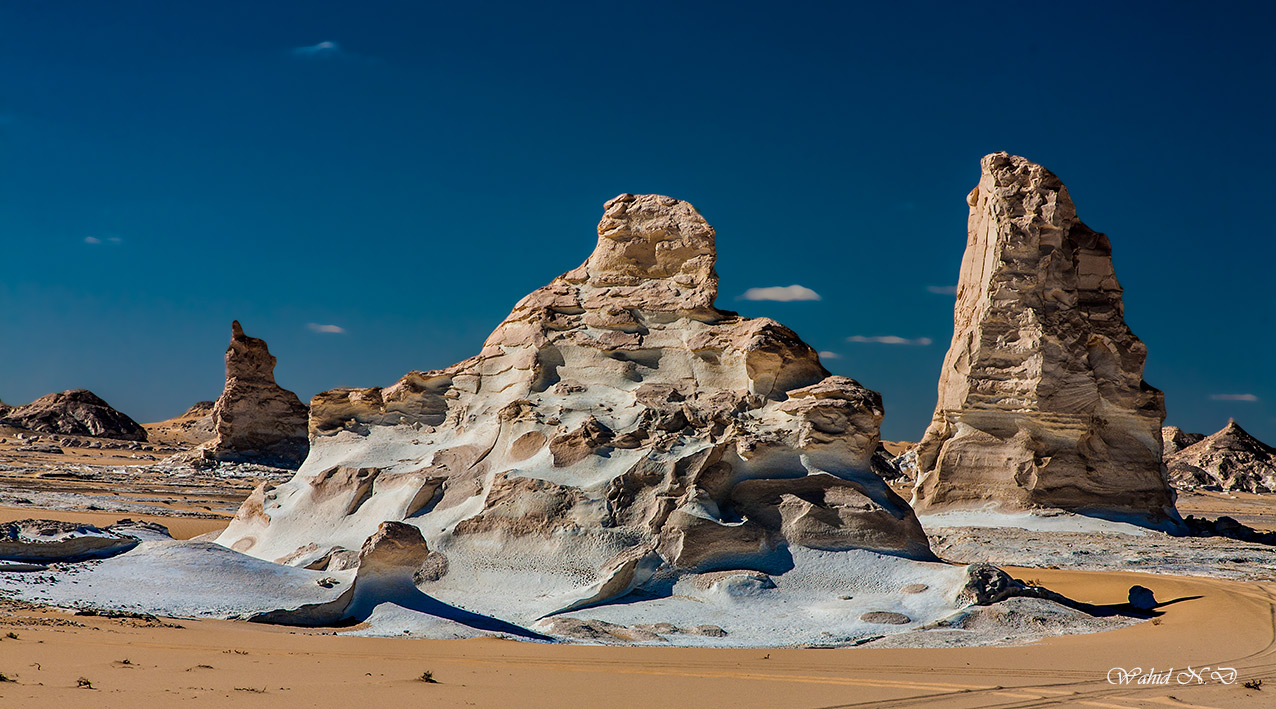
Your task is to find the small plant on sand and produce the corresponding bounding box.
[5,632,18,640]
[1244,678,1262,690]
[418,670,438,684]
[0,672,15,683]
[77,677,94,689]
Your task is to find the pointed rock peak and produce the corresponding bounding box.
[188,321,310,468]
[225,321,277,380]
[580,193,719,311]
[1210,419,1267,447]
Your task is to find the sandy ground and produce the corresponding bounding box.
[0,567,1270,707]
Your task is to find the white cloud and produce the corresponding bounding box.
[927,285,958,296]
[739,285,821,302]
[818,351,841,360]
[292,41,342,58]
[307,323,347,334]
[847,335,933,346]
[107,236,122,243]
[1210,394,1258,402]
[84,236,101,244]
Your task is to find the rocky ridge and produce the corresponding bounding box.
[1162,426,1205,457]
[1167,420,1276,493]
[911,153,1176,524]
[0,389,148,442]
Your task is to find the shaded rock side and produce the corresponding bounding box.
[198,322,309,468]
[218,193,934,597]
[1162,426,1205,457]
[912,153,1176,522]
[0,389,147,441]
[1167,420,1276,493]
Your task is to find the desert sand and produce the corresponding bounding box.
[1,563,1272,707]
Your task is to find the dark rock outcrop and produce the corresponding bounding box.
[0,389,147,441]
[1167,420,1276,493]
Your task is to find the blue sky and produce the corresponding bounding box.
[1,1,1272,443]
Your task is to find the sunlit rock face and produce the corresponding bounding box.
[217,193,934,620]
[912,153,1177,523]
[198,321,310,468]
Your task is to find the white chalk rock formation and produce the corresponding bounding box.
[214,194,964,640]
[1167,420,1276,493]
[191,322,309,468]
[912,153,1177,523]
[0,519,139,563]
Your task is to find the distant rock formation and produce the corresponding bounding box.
[0,389,147,441]
[1167,420,1276,493]
[217,193,939,632]
[195,322,309,468]
[1162,426,1205,457]
[144,401,217,450]
[912,153,1176,523]
[0,399,11,417]
[183,400,216,418]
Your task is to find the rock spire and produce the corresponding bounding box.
[197,321,309,468]
[912,153,1176,522]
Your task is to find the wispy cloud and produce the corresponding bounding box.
[847,335,933,346]
[84,236,101,244]
[818,351,841,360]
[307,323,347,334]
[1210,394,1258,402]
[84,235,122,245]
[292,40,342,58]
[927,285,958,296]
[739,285,821,302]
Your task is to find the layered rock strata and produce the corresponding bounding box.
[1167,420,1276,493]
[193,322,309,468]
[912,153,1176,522]
[218,193,937,624]
[0,389,147,441]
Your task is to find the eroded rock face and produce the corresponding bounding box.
[0,389,147,441]
[912,153,1176,522]
[197,322,309,468]
[219,193,934,614]
[1167,420,1276,493]
[0,519,140,562]
[1162,426,1205,457]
